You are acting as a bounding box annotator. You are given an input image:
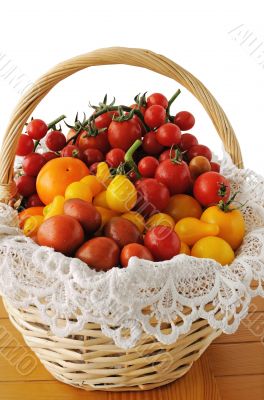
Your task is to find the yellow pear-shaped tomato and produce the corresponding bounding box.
[146,213,175,230]
[96,162,112,187]
[164,194,203,222]
[179,242,191,255]
[121,212,145,233]
[65,181,93,202]
[44,195,65,220]
[175,217,219,246]
[191,236,235,265]
[80,175,104,197]
[106,175,137,213]
[200,206,245,250]
[23,215,44,237]
[93,190,109,208]
[95,206,120,230]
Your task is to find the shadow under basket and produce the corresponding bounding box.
[3,299,221,391]
[0,47,243,391]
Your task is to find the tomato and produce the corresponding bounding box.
[174,217,219,246]
[104,217,142,248]
[142,131,164,155]
[180,133,198,151]
[130,104,146,115]
[135,178,170,217]
[144,105,166,129]
[108,119,141,151]
[187,144,212,162]
[121,212,145,233]
[42,152,59,162]
[191,236,235,266]
[37,215,84,256]
[193,171,231,207]
[146,93,168,109]
[144,226,180,261]
[76,237,120,271]
[89,162,100,175]
[43,195,65,220]
[106,148,125,168]
[174,111,195,131]
[158,149,176,162]
[179,242,191,255]
[27,119,48,140]
[146,213,175,230]
[61,145,83,159]
[25,193,44,208]
[94,111,115,129]
[96,162,112,187]
[138,156,159,178]
[83,148,104,166]
[210,161,220,172]
[23,215,44,237]
[164,194,202,222]
[106,175,137,212]
[93,190,109,208]
[16,175,36,197]
[81,175,104,197]
[16,134,34,156]
[64,198,101,235]
[65,181,93,202]
[121,243,154,267]
[156,123,181,147]
[22,153,46,176]
[95,207,120,230]
[18,206,44,228]
[155,159,191,195]
[77,130,110,154]
[36,157,89,205]
[189,156,211,180]
[201,206,245,250]
[45,130,66,151]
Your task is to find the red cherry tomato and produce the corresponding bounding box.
[130,104,146,115]
[155,159,191,195]
[180,133,198,151]
[61,145,83,159]
[42,152,59,162]
[45,130,66,151]
[158,149,177,162]
[146,93,168,109]
[94,111,115,130]
[83,148,104,166]
[121,243,154,267]
[142,131,164,155]
[89,162,100,175]
[187,144,212,161]
[27,119,48,140]
[144,226,180,261]
[156,123,181,147]
[193,171,231,206]
[174,111,195,131]
[16,175,36,197]
[108,119,141,151]
[16,134,34,156]
[25,193,44,208]
[210,161,220,172]
[138,156,159,178]
[144,105,166,129]
[106,148,125,168]
[77,130,110,154]
[22,153,46,176]
[135,178,170,217]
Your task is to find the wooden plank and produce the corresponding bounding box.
[0,319,25,345]
[0,298,7,318]
[208,343,264,376]
[216,375,264,400]
[215,312,264,343]
[0,355,221,400]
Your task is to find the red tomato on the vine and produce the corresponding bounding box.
[193,171,231,206]
[142,131,164,155]
[77,130,110,154]
[108,119,141,151]
[155,159,191,195]
[156,123,181,147]
[180,133,198,151]
[174,111,195,131]
[16,134,34,156]
[135,178,170,217]
[144,105,166,129]
[187,144,212,161]
[138,156,159,178]
[27,119,48,140]
[146,93,168,109]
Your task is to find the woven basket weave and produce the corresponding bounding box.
[0,47,243,391]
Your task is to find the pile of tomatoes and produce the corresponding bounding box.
[16,91,245,271]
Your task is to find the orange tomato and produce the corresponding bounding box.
[36,157,89,205]
[18,206,44,228]
[179,242,191,255]
[164,194,202,222]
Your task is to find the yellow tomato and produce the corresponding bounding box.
[201,206,245,250]
[96,162,112,187]
[95,206,120,229]
[179,242,191,255]
[146,213,175,230]
[93,190,109,208]
[164,194,203,222]
[121,212,145,233]
[23,215,44,237]
[65,181,93,202]
[106,175,137,213]
[175,217,219,246]
[44,195,65,220]
[80,175,104,197]
[191,236,235,266]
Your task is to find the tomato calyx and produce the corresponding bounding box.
[217,182,229,199]
[218,191,247,212]
[89,94,116,112]
[112,106,135,122]
[166,89,181,118]
[134,92,147,108]
[169,146,184,165]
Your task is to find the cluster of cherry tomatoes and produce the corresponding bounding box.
[16,90,245,271]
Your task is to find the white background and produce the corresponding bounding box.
[0,0,263,175]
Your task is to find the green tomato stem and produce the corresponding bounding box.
[48,114,66,129]
[124,139,142,179]
[167,89,181,116]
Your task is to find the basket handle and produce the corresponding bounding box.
[0,47,243,202]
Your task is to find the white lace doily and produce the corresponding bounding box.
[0,152,263,349]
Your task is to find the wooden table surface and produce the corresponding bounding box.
[0,296,264,400]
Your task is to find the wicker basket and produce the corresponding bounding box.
[0,47,243,391]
